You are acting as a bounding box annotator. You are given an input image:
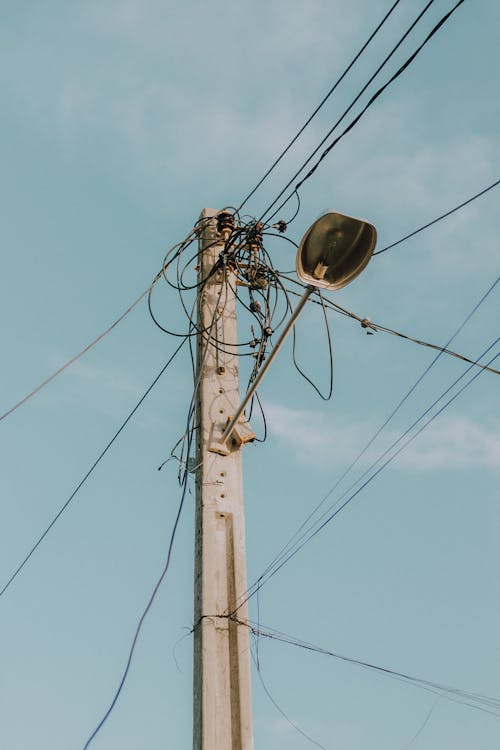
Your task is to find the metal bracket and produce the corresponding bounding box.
[208,416,256,456]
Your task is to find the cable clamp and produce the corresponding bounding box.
[360,317,376,334]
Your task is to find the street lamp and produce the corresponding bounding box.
[210,211,377,454]
[296,210,376,290]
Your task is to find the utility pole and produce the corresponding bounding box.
[193,209,254,750]
[192,206,376,749]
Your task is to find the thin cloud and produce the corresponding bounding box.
[0,0,373,186]
[37,354,140,419]
[266,402,500,472]
[67,359,138,394]
[397,415,500,470]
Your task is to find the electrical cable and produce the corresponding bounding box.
[359,315,500,374]
[249,329,499,605]
[5,205,496,741]
[261,0,465,224]
[3,220,495,607]
[250,641,328,750]
[399,696,443,750]
[236,338,499,612]
[256,0,437,223]
[5,11,499,740]
[291,289,334,399]
[280,277,500,375]
[239,618,500,718]
[0,337,188,600]
[234,269,498,613]
[82,296,225,747]
[0,286,151,424]
[0,2,484,431]
[374,177,500,255]
[236,0,404,213]
[82,449,191,750]
[246,274,499,606]
[0,218,210,425]
[8,163,495,428]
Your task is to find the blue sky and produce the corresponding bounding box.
[0,1,499,748]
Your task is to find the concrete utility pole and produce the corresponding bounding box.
[192,206,376,749]
[193,209,254,750]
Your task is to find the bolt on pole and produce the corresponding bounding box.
[193,209,254,750]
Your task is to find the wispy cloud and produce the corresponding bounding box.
[45,352,191,430]
[0,0,370,187]
[272,717,300,737]
[266,402,500,472]
[37,352,141,419]
[66,359,138,394]
[397,415,500,470]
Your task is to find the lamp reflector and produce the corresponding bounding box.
[296,211,377,290]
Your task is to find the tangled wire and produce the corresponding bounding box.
[148,209,334,485]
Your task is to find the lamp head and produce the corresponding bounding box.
[296,211,377,291]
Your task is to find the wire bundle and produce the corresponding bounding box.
[2,1,498,747]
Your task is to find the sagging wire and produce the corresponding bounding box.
[7,161,496,431]
[1,284,151,423]
[86,224,281,740]
[236,0,403,214]
[186,611,500,722]
[259,1,472,230]
[82,467,191,750]
[0,337,189,601]
[249,569,327,750]
[231,273,499,618]
[374,177,500,256]
[249,636,328,750]
[237,617,500,719]
[399,696,444,750]
[82,263,229,747]
[234,336,499,617]
[291,289,334,400]
[279,274,500,376]
[0,218,210,424]
[258,0,440,224]
[147,212,337,455]
[246,391,268,443]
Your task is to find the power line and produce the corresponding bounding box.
[291,289,334,400]
[0,285,151,424]
[5,165,496,427]
[245,271,497,594]
[238,339,499,611]
[400,698,443,750]
[236,0,403,213]
[238,618,500,719]
[0,220,208,425]
[281,276,500,376]
[261,0,465,224]
[82,264,233,747]
[275,275,500,562]
[246,333,499,604]
[1,6,495,744]
[0,337,188,600]
[361,313,500,373]
[256,0,437,222]
[82,462,190,750]
[0,217,296,603]
[0,2,480,432]
[250,644,328,750]
[374,177,500,255]
[234,273,498,611]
